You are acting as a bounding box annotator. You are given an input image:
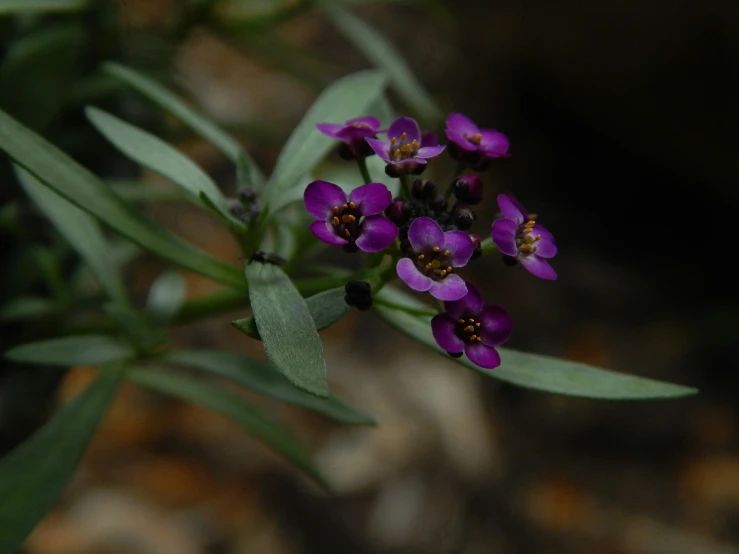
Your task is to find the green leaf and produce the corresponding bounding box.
[4,335,134,367]
[245,262,328,397]
[264,70,387,215]
[161,349,374,425]
[128,366,327,487]
[0,0,86,15]
[0,296,55,322]
[16,166,129,307]
[233,286,349,339]
[373,287,698,400]
[0,361,124,554]
[0,107,245,290]
[0,23,84,130]
[328,9,443,125]
[146,270,186,323]
[101,62,264,189]
[85,106,233,219]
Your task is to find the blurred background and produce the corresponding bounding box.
[2,0,739,553]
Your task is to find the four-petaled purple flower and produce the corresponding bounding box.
[431,283,512,369]
[445,113,510,168]
[316,116,382,159]
[491,193,557,280]
[396,217,473,301]
[304,180,397,253]
[366,117,445,174]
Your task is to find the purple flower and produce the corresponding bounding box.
[366,117,445,174]
[445,113,510,168]
[304,180,397,253]
[491,193,557,280]
[396,217,474,301]
[431,284,513,369]
[316,116,382,158]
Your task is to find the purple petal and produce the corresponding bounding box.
[387,117,420,142]
[335,126,377,142]
[431,314,464,354]
[442,230,475,267]
[355,216,398,252]
[349,183,392,216]
[391,157,427,168]
[407,217,444,251]
[309,220,347,246]
[444,283,484,319]
[417,145,446,159]
[446,113,479,137]
[491,219,518,256]
[445,129,477,151]
[478,306,513,346]
[497,193,526,223]
[304,180,347,220]
[532,224,557,258]
[520,255,557,280]
[365,137,391,162]
[428,273,468,301]
[421,132,438,147]
[397,258,433,292]
[316,122,343,138]
[465,343,502,369]
[346,116,381,129]
[479,130,510,157]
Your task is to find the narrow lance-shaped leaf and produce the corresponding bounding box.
[233,286,349,339]
[245,262,329,397]
[374,286,698,400]
[0,0,87,15]
[15,166,129,307]
[128,367,328,487]
[0,107,245,289]
[264,70,388,215]
[102,62,264,190]
[0,361,125,554]
[85,107,235,221]
[328,9,443,125]
[4,335,135,367]
[160,349,374,425]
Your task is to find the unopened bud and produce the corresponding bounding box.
[452,174,484,205]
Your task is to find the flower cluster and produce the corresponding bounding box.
[305,112,558,369]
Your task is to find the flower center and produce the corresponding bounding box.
[351,122,371,129]
[331,201,362,242]
[389,132,420,161]
[515,218,542,256]
[414,245,454,280]
[464,132,482,146]
[454,316,483,344]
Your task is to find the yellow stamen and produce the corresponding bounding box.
[418,254,425,260]
[443,250,450,256]
[470,334,478,341]
[348,202,356,209]
[457,319,465,324]
[433,246,440,252]
[430,260,441,269]
[344,229,351,237]
[472,133,482,145]
[332,216,340,225]
[332,206,339,213]
[475,322,481,327]
[464,325,475,333]
[468,318,474,323]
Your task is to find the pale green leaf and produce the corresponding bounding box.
[4,335,134,367]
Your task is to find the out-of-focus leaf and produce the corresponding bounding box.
[16,166,129,307]
[245,262,328,397]
[328,9,443,125]
[161,349,374,425]
[0,0,86,15]
[0,108,245,289]
[0,23,83,130]
[146,270,186,323]
[374,286,698,400]
[233,286,349,339]
[4,335,134,366]
[102,62,264,189]
[85,107,233,219]
[0,296,55,322]
[264,70,387,215]
[0,361,124,554]
[128,367,328,487]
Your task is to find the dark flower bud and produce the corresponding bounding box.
[452,174,484,205]
[469,233,483,260]
[337,142,357,160]
[429,195,447,213]
[411,163,427,175]
[342,243,359,254]
[384,164,400,178]
[448,351,463,359]
[411,179,437,200]
[408,201,426,219]
[385,197,410,225]
[453,204,476,230]
[228,200,248,222]
[344,280,373,311]
[238,187,258,206]
[501,254,518,267]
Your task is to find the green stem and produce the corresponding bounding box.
[356,156,372,184]
[399,174,411,198]
[480,237,499,256]
[454,161,467,178]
